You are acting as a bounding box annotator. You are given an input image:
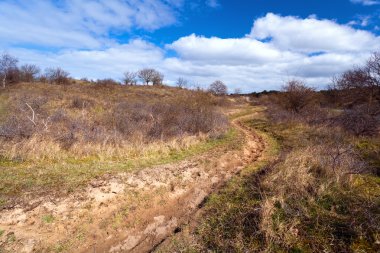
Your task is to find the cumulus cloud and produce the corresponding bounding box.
[0,0,181,49]
[164,13,379,91]
[250,13,380,53]
[5,12,380,92]
[9,39,165,80]
[167,34,298,65]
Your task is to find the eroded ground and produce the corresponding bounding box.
[0,107,266,253]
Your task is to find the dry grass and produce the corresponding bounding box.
[195,107,379,252]
[0,82,232,208]
[0,82,228,161]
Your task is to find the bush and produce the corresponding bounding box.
[334,106,379,136]
[19,64,40,82]
[0,83,228,158]
[44,67,70,85]
[279,80,316,113]
[94,78,120,86]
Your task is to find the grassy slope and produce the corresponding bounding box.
[0,83,247,209]
[200,109,379,252]
[160,106,380,252]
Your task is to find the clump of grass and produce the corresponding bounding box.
[42,214,55,223]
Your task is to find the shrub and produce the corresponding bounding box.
[334,106,379,136]
[279,79,316,113]
[94,78,120,86]
[19,64,40,82]
[44,67,70,85]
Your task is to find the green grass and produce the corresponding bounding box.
[195,110,280,252]
[42,214,55,224]
[154,108,277,252]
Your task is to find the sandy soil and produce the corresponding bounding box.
[0,110,265,253]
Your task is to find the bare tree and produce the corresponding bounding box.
[20,64,40,82]
[281,79,315,113]
[333,66,378,113]
[152,71,164,86]
[367,52,380,86]
[0,53,19,88]
[45,67,70,85]
[176,77,188,89]
[138,68,156,85]
[209,80,228,95]
[234,88,242,94]
[122,71,137,85]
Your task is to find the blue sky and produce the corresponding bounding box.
[1,0,380,92]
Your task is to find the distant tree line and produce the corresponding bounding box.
[0,52,230,96]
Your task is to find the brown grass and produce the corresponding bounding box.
[0,82,232,208]
[0,82,228,161]
[194,106,379,252]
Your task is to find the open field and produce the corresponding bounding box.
[0,82,229,209]
[0,53,379,253]
[156,100,380,253]
[0,98,263,252]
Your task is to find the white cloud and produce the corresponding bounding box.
[5,13,380,92]
[9,39,165,80]
[167,34,298,65]
[0,0,181,49]
[249,13,380,53]
[162,13,379,91]
[350,0,380,6]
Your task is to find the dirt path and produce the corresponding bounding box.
[0,109,265,253]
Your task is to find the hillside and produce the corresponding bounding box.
[0,82,229,208]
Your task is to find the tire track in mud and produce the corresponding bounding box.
[97,112,266,253]
[0,110,265,253]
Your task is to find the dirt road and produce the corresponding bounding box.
[0,109,265,253]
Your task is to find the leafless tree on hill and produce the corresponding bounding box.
[0,53,19,88]
[20,64,40,82]
[152,72,164,85]
[138,68,156,85]
[45,67,70,86]
[123,71,137,85]
[176,77,189,89]
[209,80,228,95]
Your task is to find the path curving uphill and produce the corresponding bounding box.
[0,108,266,253]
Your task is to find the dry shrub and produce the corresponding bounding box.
[94,78,120,86]
[71,96,94,109]
[0,83,228,161]
[44,67,70,85]
[108,93,227,141]
[333,105,379,136]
